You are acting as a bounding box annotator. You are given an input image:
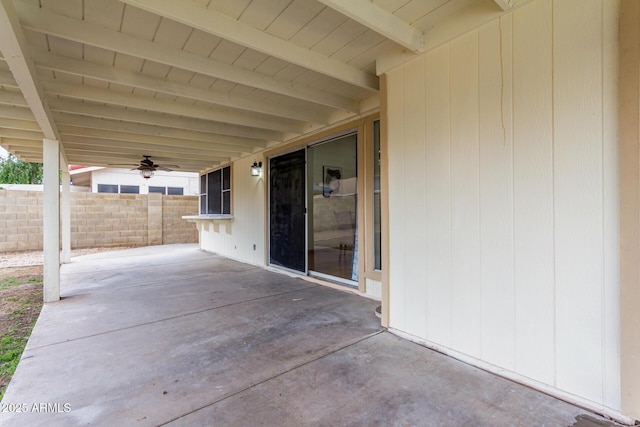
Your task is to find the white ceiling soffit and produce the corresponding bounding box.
[0,0,516,172]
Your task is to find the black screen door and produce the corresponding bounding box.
[269,149,306,272]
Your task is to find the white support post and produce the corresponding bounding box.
[43,138,60,302]
[61,169,71,264]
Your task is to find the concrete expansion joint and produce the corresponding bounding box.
[158,330,385,426]
[24,284,327,353]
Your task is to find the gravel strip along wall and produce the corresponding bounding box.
[0,190,198,253]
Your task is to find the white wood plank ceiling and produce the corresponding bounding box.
[0,0,516,172]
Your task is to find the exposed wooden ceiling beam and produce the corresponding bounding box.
[0,117,40,131]
[60,140,231,163]
[317,0,424,52]
[0,69,17,87]
[0,104,34,120]
[31,50,329,125]
[377,0,504,75]
[47,99,286,142]
[119,0,378,91]
[6,138,231,170]
[62,153,217,172]
[58,126,253,155]
[52,113,267,149]
[0,0,56,139]
[0,127,43,140]
[15,1,358,111]
[0,89,28,107]
[40,79,304,134]
[0,0,67,166]
[493,0,513,10]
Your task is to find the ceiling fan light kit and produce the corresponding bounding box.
[140,168,154,179]
[107,155,179,180]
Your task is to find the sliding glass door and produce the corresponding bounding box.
[307,132,358,283]
[269,149,306,273]
[268,132,359,285]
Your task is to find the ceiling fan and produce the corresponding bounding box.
[108,155,179,179]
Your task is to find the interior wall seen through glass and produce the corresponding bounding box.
[308,133,358,283]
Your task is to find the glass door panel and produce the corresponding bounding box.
[269,149,306,273]
[308,133,358,283]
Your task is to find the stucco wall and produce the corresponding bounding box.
[0,189,198,252]
[385,0,622,416]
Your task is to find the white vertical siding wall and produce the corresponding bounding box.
[199,156,265,265]
[619,0,640,420]
[385,0,621,412]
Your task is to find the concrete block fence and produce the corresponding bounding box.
[0,190,198,253]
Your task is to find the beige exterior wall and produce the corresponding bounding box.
[199,155,266,265]
[0,190,198,252]
[385,0,626,418]
[619,0,640,420]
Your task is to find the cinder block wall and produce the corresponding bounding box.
[0,190,44,252]
[0,189,198,253]
[162,195,199,244]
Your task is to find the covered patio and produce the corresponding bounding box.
[0,245,617,426]
[1,0,639,423]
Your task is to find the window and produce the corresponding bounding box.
[200,165,231,214]
[168,187,184,195]
[200,174,207,214]
[97,184,118,193]
[149,186,166,195]
[373,120,382,271]
[120,185,140,194]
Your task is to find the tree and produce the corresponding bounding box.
[0,154,43,184]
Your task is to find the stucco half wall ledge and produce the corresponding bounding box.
[182,214,233,234]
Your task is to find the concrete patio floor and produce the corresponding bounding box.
[0,244,621,426]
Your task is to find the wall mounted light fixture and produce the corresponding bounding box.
[251,161,262,176]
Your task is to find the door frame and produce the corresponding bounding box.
[263,114,381,295]
[267,147,308,275]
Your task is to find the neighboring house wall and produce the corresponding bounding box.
[0,190,198,252]
[89,168,199,195]
[384,0,623,417]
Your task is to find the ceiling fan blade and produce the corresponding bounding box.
[156,165,174,172]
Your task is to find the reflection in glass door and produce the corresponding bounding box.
[308,132,358,284]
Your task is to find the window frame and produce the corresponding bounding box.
[200,165,232,215]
